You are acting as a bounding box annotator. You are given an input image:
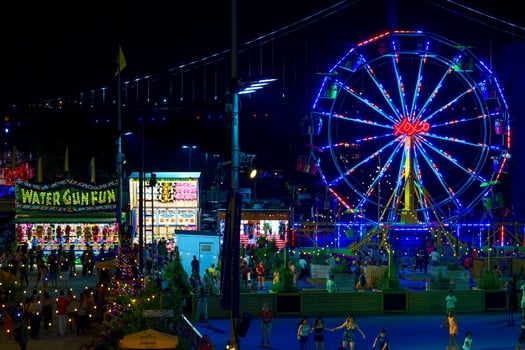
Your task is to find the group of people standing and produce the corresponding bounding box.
[258,301,387,350]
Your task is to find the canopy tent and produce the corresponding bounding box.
[119,328,179,349]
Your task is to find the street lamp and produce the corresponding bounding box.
[182,145,198,171]
[223,3,276,349]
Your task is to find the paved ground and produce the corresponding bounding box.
[1,268,521,349]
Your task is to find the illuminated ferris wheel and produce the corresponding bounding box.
[310,30,511,225]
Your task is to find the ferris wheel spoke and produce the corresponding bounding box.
[381,148,409,221]
[356,55,404,121]
[422,77,480,124]
[327,137,402,186]
[429,113,487,130]
[413,142,464,212]
[423,131,489,149]
[339,83,398,124]
[390,53,409,118]
[359,140,405,200]
[412,147,461,216]
[415,55,461,122]
[329,110,393,130]
[416,135,485,181]
[408,40,432,119]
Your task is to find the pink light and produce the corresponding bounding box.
[393,117,430,136]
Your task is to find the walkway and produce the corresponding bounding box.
[1,269,520,350]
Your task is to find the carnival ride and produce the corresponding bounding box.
[306,30,515,252]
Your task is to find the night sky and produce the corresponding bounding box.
[2,0,525,218]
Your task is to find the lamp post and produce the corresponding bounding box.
[182,144,197,171]
[138,121,145,274]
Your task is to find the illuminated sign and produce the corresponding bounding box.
[393,118,430,136]
[16,179,117,212]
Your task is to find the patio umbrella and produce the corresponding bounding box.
[119,328,179,349]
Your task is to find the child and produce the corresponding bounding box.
[462,330,473,350]
[445,290,458,313]
[373,328,389,350]
[441,310,458,349]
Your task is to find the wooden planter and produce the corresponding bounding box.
[275,293,301,315]
[484,289,507,310]
[382,291,407,313]
[310,264,330,279]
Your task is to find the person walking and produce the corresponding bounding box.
[13,319,30,350]
[191,255,200,275]
[329,314,366,350]
[517,315,525,350]
[446,289,458,313]
[41,290,54,335]
[520,282,525,317]
[256,261,266,290]
[462,330,473,350]
[76,291,93,336]
[297,317,311,350]
[56,289,70,336]
[372,328,389,350]
[312,316,326,350]
[194,285,208,327]
[441,310,459,350]
[326,275,337,293]
[260,302,274,347]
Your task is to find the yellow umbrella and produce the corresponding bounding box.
[95,259,117,270]
[119,329,179,349]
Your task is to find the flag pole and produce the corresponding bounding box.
[116,46,125,230]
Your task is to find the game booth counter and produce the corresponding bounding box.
[13,179,120,256]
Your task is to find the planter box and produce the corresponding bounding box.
[407,290,485,313]
[275,293,301,315]
[310,264,330,279]
[333,273,355,292]
[427,282,456,291]
[430,267,471,290]
[302,290,382,315]
[382,292,407,313]
[484,289,507,310]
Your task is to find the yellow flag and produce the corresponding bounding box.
[89,157,96,183]
[37,157,43,183]
[64,145,70,172]
[115,45,127,77]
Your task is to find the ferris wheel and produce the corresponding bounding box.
[310,30,511,225]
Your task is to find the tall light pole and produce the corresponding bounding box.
[182,144,198,171]
[116,67,123,230]
[138,121,145,274]
[227,0,241,349]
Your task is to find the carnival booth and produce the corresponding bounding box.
[128,172,201,244]
[14,179,119,255]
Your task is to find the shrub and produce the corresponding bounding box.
[270,267,299,293]
[435,267,451,283]
[475,269,503,290]
[377,268,402,291]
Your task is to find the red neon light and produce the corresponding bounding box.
[393,118,430,136]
